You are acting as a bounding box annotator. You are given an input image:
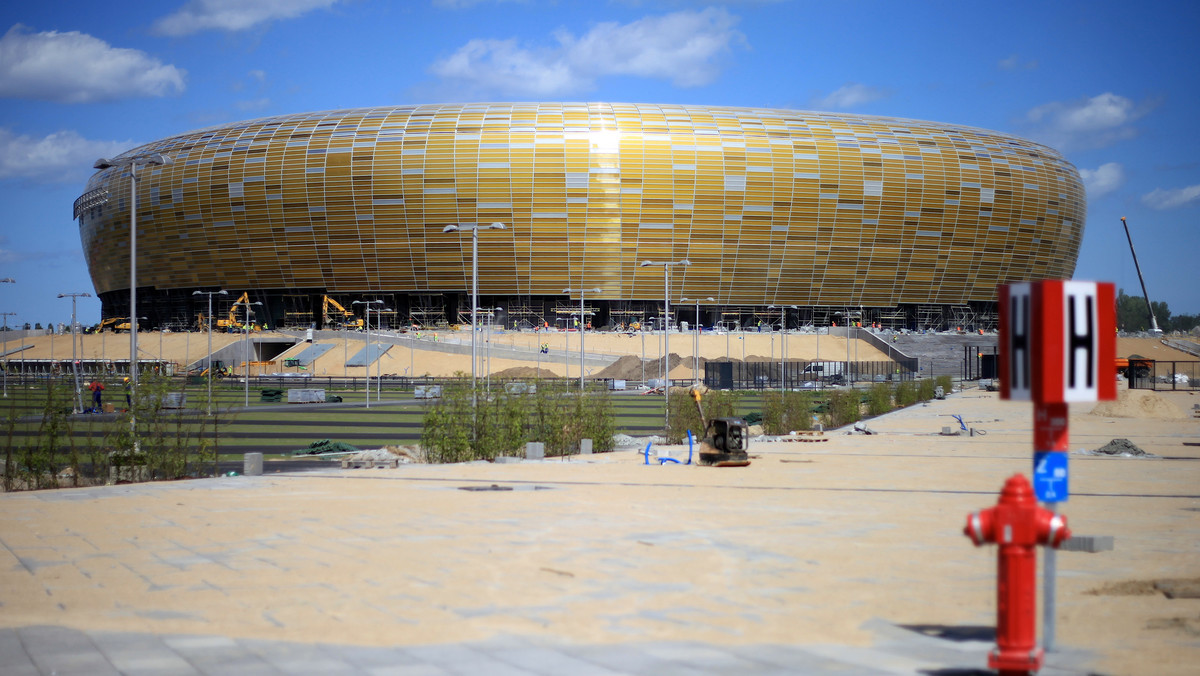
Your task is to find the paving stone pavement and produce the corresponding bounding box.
[2,389,1197,675]
[0,623,1100,675]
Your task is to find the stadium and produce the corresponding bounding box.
[73,102,1085,332]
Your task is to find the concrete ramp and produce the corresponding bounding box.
[288,342,336,366]
[346,343,391,367]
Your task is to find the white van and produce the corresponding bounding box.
[802,361,847,381]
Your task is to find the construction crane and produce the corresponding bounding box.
[1119,217,1162,335]
[323,296,365,329]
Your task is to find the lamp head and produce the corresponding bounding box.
[640,260,654,267]
[487,222,506,230]
[442,224,460,233]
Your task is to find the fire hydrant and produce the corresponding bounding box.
[964,473,1070,675]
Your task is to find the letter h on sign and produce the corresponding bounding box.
[999,281,1117,404]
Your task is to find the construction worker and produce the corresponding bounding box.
[123,377,131,407]
[88,380,105,410]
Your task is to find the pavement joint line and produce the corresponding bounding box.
[264,471,1200,499]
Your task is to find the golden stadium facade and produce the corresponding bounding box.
[74,102,1085,330]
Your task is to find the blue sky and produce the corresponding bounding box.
[1,0,1197,327]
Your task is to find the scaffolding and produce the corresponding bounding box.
[409,295,446,328]
[506,299,543,329]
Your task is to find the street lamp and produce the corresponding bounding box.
[442,222,506,388]
[482,306,501,393]
[93,153,171,430]
[563,287,602,392]
[193,289,227,415]
[232,299,262,406]
[769,304,797,392]
[640,258,690,436]
[680,297,714,384]
[0,310,15,398]
[57,292,91,412]
[353,300,383,408]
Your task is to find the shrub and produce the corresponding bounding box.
[761,390,816,434]
[917,378,936,402]
[422,377,616,462]
[935,375,954,395]
[866,383,893,416]
[895,380,919,407]
[822,389,862,428]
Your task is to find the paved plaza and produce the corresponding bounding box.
[1,388,1197,675]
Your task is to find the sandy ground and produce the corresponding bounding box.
[0,384,1196,674]
[9,329,896,381]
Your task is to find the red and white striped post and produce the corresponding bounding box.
[997,280,1117,654]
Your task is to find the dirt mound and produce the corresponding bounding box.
[595,354,689,381]
[1089,389,1187,420]
[493,366,559,378]
[1082,438,1158,458]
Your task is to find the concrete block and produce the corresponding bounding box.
[494,456,522,464]
[243,452,263,476]
[525,442,544,460]
[580,438,592,455]
[1060,534,1115,553]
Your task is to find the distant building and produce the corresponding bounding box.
[75,103,1084,331]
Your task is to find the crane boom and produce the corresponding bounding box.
[1119,217,1162,335]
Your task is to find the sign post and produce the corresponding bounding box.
[998,280,1116,653]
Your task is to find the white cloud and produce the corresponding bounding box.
[1142,184,1200,210]
[1022,92,1152,152]
[1079,162,1125,199]
[998,54,1038,70]
[0,128,132,183]
[811,83,888,110]
[153,0,340,36]
[0,25,185,103]
[429,8,744,97]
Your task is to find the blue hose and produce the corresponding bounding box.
[686,430,694,465]
[644,441,652,465]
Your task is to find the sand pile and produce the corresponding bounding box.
[596,354,687,380]
[1089,389,1187,420]
[493,366,559,378]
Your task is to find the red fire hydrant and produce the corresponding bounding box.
[964,473,1070,675]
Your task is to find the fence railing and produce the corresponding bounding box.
[1126,360,1200,391]
[704,359,918,390]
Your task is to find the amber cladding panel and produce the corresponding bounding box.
[77,103,1085,307]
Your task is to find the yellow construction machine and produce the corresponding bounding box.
[323,296,365,330]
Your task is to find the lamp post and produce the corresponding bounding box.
[563,287,601,392]
[233,300,262,407]
[353,300,383,408]
[0,310,15,398]
[640,258,690,435]
[377,308,391,402]
[769,304,797,392]
[57,293,91,412]
[482,306,501,392]
[93,153,171,432]
[193,289,227,415]
[442,223,506,390]
[680,296,714,384]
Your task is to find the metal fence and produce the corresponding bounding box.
[1126,360,1200,391]
[703,359,918,390]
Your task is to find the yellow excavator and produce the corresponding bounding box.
[323,296,365,329]
[95,317,132,332]
[196,292,262,331]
